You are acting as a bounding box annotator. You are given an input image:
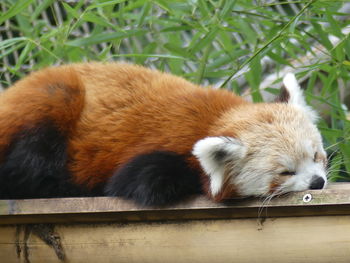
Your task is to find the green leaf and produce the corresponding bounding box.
[267,51,292,66]
[150,0,171,12]
[14,41,35,71]
[110,53,187,60]
[0,37,27,50]
[31,0,54,20]
[325,10,343,38]
[197,0,212,19]
[137,2,152,26]
[66,30,147,46]
[220,0,237,18]
[342,61,350,67]
[163,43,195,60]
[311,22,333,51]
[0,0,35,25]
[189,28,219,55]
[87,0,128,10]
[62,2,80,19]
[82,12,116,28]
[245,57,263,102]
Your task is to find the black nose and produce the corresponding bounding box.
[309,176,325,190]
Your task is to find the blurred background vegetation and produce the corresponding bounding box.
[0,0,349,181]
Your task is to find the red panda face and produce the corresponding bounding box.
[193,73,327,201]
[230,109,327,197]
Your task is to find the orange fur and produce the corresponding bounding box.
[1,62,248,191]
[0,66,84,159]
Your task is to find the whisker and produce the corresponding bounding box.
[327,154,350,165]
[258,194,274,218]
[325,137,350,150]
[327,169,350,174]
[257,189,286,219]
[327,151,338,162]
[328,158,345,166]
[327,167,350,174]
[327,161,346,171]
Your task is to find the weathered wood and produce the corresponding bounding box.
[1,216,350,263]
[0,183,350,224]
[0,183,350,262]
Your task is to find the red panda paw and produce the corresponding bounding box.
[104,151,202,206]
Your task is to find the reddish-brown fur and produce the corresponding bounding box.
[0,62,248,193]
[0,67,84,159]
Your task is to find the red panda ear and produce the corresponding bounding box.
[192,137,246,196]
[275,85,290,103]
[277,73,318,123]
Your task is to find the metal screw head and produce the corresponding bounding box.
[303,193,312,203]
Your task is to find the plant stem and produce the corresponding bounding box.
[196,44,211,84]
[219,0,316,89]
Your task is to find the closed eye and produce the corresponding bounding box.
[280,171,295,176]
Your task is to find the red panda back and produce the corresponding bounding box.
[67,63,247,187]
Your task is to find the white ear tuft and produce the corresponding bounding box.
[192,137,246,196]
[283,73,305,106]
[282,73,318,123]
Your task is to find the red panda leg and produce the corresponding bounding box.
[104,151,202,206]
[0,67,95,198]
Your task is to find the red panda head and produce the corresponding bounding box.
[193,73,327,201]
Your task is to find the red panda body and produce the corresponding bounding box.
[67,63,246,188]
[0,63,327,205]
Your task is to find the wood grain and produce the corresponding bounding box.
[0,183,350,224]
[1,216,350,263]
[0,183,350,262]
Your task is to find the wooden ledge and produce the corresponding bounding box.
[1,183,349,224]
[1,184,350,263]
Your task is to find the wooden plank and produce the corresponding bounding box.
[1,183,350,224]
[1,215,350,263]
[0,184,349,262]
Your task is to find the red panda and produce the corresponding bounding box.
[0,62,327,206]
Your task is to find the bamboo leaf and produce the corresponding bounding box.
[0,0,35,25]
[66,30,147,46]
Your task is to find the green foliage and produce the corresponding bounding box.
[0,0,349,181]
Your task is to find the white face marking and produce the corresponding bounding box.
[282,159,327,192]
[278,143,327,193]
[232,165,274,196]
[231,123,327,197]
[229,145,327,197]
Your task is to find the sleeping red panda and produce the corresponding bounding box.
[0,62,327,206]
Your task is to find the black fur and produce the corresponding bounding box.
[104,151,202,206]
[0,122,95,199]
[213,149,228,162]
